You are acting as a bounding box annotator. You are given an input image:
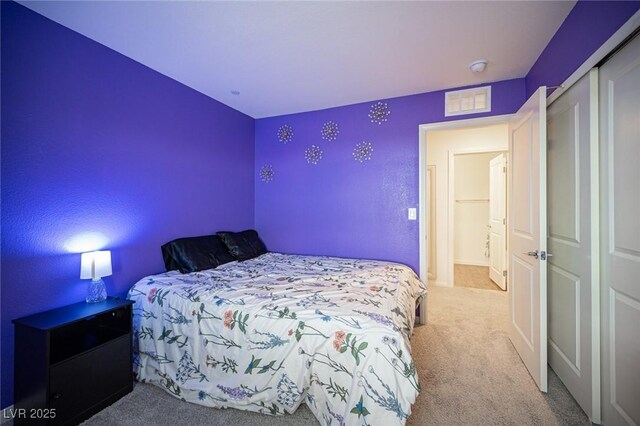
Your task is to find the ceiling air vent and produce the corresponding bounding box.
[445,86,491,117]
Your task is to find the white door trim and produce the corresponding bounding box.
[426,165,437,281]
[418,114,513,323]
[587,68,601,425]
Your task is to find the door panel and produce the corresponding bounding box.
[548,265,580,369]
[548,106,579,244]
[508,87,548,392]
[601,33,640,426]
[512,256,534,346]
[489,154,506,289]
[610,292,640,424]
[546,70,598,421]
[512,121,534,236]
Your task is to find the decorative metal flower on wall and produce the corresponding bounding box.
[260,164,275,182]
[321,121,339,141]
[353,141,373,163]
[304,145,323,165]
[368,101,390,125]
[277,125,294,144]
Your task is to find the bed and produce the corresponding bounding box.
[128,251,427,425]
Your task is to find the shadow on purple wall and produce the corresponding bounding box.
[525,0,640,97]
[0,2,254,408]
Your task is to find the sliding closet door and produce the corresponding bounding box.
[546,69,600,423]
[600,33,640,426]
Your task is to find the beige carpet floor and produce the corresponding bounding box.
[409,285,588,425]
[454,264,503,291]
[81,285,589,425]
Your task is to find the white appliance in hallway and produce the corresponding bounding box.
[489,153,507,290]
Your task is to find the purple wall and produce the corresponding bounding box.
[1,2,254,408]
[254,79,526,272]
[525,0,640,97]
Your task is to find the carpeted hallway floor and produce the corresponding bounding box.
[454,264,503,291]
[81,285,589,425]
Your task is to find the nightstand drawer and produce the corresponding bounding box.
[49,334,132,425]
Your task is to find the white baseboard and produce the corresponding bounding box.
[428,280,453,288]
[454,260,490,267]
[1,406,14,424]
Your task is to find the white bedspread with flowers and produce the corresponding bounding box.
[128,252,427,425]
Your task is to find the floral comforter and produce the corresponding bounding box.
[128,252,427,425]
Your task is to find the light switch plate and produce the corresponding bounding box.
[408,208,417,220]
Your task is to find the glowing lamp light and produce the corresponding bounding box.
[80,250,112,303]
[65,232,110,253]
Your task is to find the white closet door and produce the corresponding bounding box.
[600,33,640,426]
[508,87,548,392]
[547,69,600,423]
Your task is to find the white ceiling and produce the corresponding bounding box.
[20,1,576,118]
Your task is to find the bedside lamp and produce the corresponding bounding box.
[80,250,112,303]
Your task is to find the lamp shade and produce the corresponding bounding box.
[80,250,112,280]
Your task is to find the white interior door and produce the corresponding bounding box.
[547,69,600,422]
[600,33,640,426]
[489,153,507,289]
[508,87,548,392]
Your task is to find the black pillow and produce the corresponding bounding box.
[217,230,267,261]
[161,235,235,273]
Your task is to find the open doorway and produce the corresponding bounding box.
[418,116,511,293]
[453,151,507,291]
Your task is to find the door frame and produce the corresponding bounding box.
[448,148,508,286]
[426,165,437,282]
[418,114,513,323]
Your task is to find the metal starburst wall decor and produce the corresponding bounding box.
[260,165,275,182]
[353,141,373,163]
[368,101,390,125]
[321,121,340,141]
[304,145,323,165]
[277,125,294,144]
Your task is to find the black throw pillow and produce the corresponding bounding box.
[217,229,267,261]
[161,235,236,273]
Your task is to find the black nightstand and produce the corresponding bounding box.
[12,297,134,425]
